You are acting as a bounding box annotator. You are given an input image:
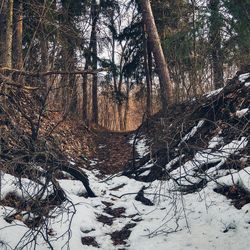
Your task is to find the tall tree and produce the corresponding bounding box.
[91,0,99,124]
[13,0,23,69]
[223,0,250,66]
[143,24,152,116]
[59,0,81,115]
[0,0,7,66]
[138,0,172,111]
[209,0,224,89]
[5,0,14,68]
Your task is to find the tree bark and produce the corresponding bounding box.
[82,65,89,122]
[5,0,14,68]
[139,0,172,112]
[39,26,49,95]
[143,24,152,117]
[60,1,78,115]
[0,0,7,66]
[209,0,224,89]
[13,0,23,70]
[91,0,99,124]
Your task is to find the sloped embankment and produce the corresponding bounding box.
[0,75,96,229]
[123,69,250,206]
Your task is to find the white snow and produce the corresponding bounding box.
[236,108,249,118]
[171,136,248,186]
[245,82,250,87]
[129,135,150,157]
[208,134,223,149]
[206,88,223,97]
[0,172,53,200]
[0,135,250,249]
[179,120,204,144]
[239,73,250,82]
[0,160,250,250]
[166,155,185,170]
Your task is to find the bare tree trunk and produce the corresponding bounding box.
[111,13,118,93]
[123,78,130,130]
[0,1,7,66]
[82,69,88,122]
[209,0,224,89]
[91,0,99,124]
[60,1,77,116]
[5,0,14,68]
[139,0,172,112]
[82,50,92,123]
[13,0,23,69]
[143,24,152,117]
[117,103,123,131]
[190,0,197,97]
[40,28,49,91]
[82,0,101,124]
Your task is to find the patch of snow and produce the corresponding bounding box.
[172,137,248,185]
[180,120,204,144]
[69,160,76,165]
[236,108,249,118]
[89,159,98,166]
[166,155,185,170]
[208,135,223,149]
[0,172,53,200]
[239,73,250,82]
[206,88,223,97]
[33,165,46,172]
[217,166,250,188]
[245,82,250,87]
[129,135,150,158]
[58,179,87,196]
[140,170,151,176]
[1,163,250,250]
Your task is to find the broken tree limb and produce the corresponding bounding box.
[34,152,96,198]
[59,163,96,198]
[0,67,110,77]
[135,186,154,206]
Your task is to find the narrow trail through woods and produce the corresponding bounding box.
[89,130,134,174]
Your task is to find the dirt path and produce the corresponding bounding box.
[89,131,134,174]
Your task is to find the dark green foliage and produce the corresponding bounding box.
[223,0,250,64]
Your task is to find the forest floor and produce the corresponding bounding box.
[88,130,133,174]
[41,113,135,175]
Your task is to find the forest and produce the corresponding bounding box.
[0,0,250,249]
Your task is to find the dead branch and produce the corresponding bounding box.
[0,73,39,90]
[0,67,110,77]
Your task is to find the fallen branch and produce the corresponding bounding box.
[135,186,154,206]
[0,67,110,77]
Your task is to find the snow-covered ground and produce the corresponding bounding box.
[1,167,250,249]
[0,135,250,250]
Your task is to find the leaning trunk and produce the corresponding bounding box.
[139,0,172,112]
[143,24,152,117]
